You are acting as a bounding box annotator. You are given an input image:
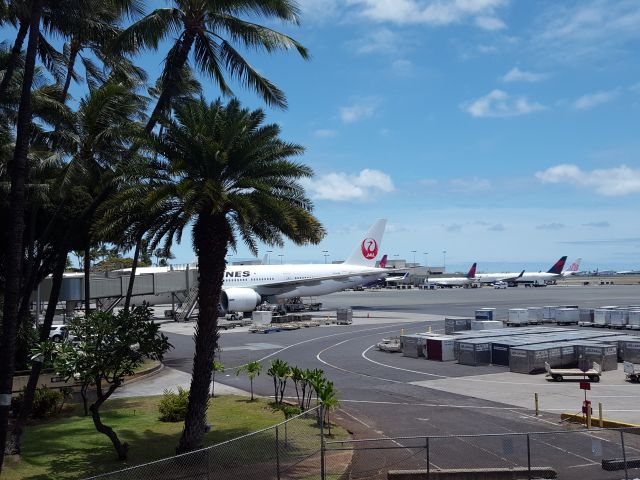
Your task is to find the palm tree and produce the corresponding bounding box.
[235,360,262,401]
[114,0,309,133]
[0,0,46,468]
[143,97,324,453]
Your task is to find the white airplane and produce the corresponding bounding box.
[562,258,582,277]
[426,263,477,288]
[123,219,391,314]
[475,257,567,285]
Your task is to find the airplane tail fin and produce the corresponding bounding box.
[567,258,582,272]
[467,263,477,278]
[547,256,567,274]
[343,219,387,267]
[517,270,525,278]
[379,254,388,268]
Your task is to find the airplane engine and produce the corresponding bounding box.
[220,288,262,313]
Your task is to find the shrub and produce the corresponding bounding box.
[12,385,62,419]
[158,387,189,422]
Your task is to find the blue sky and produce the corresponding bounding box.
[5,0,640,271]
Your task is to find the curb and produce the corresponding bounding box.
[561,412,640,429]
[123,361,164,386]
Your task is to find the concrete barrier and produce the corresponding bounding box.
[388,467,557,479]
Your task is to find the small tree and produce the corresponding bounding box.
[267,359,291,405]
[317,381,339,436]
[290,366,304,409]
[235,361,262,401]
[211,360,225,398]
[50,307,172,460]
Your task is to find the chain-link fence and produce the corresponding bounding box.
[84,412,640,480]
[85,406,325,480]
[324,427,640,480]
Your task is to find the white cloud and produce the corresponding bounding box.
[572,90,618,110]
[488,223,505,231]
[347,0,508,29]
[449,177,491,192]
[532,0,640,62]
[347,27,402,55]
[536,164,640,196]
[631,82,640,93]
[583,221,611,228]
[392,59,413,76]
[302,169,394,201]
[299,0,342,22]
[464,89,546,118]
[313,129,337,138]
[475,15,506,30]
[339,97,380,123]
[502,67,548,83]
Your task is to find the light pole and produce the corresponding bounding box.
[278,254,283,264]
[411,250,416,266]
[443,250,447,272]
[322,250,329,264]
[423,252,429,269]
[266,250,272,265]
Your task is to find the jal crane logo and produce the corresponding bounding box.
[361,238,378,259]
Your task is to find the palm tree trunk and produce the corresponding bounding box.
[0,19,28,102]
[84,240,91,316]
[123,232,143,312]
[0,0,43,470]
[144,32,195,134]
[60,37,80,102]
[176,213,229,454]
[6,253,67,455]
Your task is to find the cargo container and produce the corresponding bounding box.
[555,308,580,325]
[336,308,353,325]
[424,336,456,361]
[490,336,543,366]
[621,341,640,363]
[579,308,594,324]
[542,306,558,321]
[509,343,563,374]
[475,308,495,321]
[527,308,543,324]
[507,309,528,325]
[573,343,618,371]
[599,335,640,361]
[457,338,492,366]
[251,310,273,325]
[471,320,504,330]
[610,309,629,327]
[400,334,427,358]
[629,311,640,329]
[444,317,472,335]
[594,308,614,326]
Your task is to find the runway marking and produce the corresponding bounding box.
[361,345,447,378]
[339,399,527,411]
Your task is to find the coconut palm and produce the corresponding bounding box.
[114,0,309,133]
[235,360,262,401]
[142,97,324,453]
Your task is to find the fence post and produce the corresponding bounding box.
[275,424,281,480]
[426,436,430,479]
[621,430,629,480]
[527,434,531,480]
[320,405,326,480]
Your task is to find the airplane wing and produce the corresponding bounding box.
[499,270,525,282]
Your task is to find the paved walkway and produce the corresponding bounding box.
[113,365,249,398]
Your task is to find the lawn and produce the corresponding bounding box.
[3,395,347,480]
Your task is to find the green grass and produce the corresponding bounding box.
[3,396,347,480]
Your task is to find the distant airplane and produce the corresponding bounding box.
[426,263,477,288]
[475,257,567,285]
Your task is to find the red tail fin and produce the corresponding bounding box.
[547,256,567,274]
[379,254,388,268]
[467,262,477,278]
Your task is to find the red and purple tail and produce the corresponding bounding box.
[379,254,388,268]
[547,256,567,274]
[467,262,477,278]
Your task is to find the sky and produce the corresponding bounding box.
[5,0,640,272]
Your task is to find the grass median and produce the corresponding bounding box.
[4,395,347,480]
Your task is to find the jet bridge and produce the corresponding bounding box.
[34,265,199,318]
